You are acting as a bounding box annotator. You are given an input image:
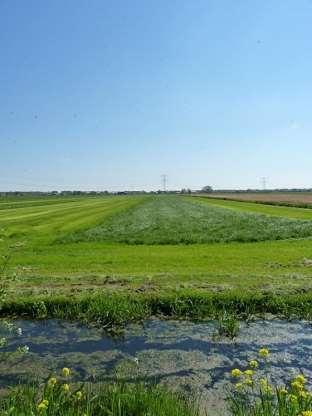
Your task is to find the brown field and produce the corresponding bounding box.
[199,192,312,205]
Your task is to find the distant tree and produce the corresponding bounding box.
[181,188,192,194]
[201,185,213,193]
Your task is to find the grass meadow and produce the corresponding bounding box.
[2,194,312,415]
[60,196,312,244]
[2,194,312,302]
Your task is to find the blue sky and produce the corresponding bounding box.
[1,0,312,191]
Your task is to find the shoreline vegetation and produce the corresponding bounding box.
[2,291,312,326]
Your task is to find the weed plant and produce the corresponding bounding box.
[0,368,198,416]
[228,348,312,415]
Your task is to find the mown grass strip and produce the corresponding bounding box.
[193,196,312,220]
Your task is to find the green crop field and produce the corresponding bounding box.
[1,194,312,306]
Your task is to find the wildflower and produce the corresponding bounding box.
[235,382,243,390]
[288,394,298,404]
[299,390,308,399]
[278,387,288,395]
[294,374,306,385]
[291,380,304,391]
[260,379,273,394]
[62,367,70,377]
[244,369,254,377]
[48,377,57,387]
[260,378,268,386]
[231,368,242,377]
[16,328,22,336]
[37,403,47,411]
[244,378,253,387]
[249,360,258,369]
[258,348,269,358]
[75,391,83,400]
[37,400,49,412]
[62,383,70,393]
[302,412,312,416]
[134,357,139,365]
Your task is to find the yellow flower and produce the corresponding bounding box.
[62,383,70,393]
[294,374,306,385]
[302,412,312,416]
[291,380,304,391]
[260,379,273,394]
[260,378,268,386]
[37,401,48,412]
[299,390,308,399]
[76,391,83,400]
[289,394,298,404]
[231,368,242,377]
[244,378,253,386]
[62,367,70,377]
[244,369,254,377]
[249,360,258,369]
[278,387,288,395]
[235,382,243,390]
[48,377,57,387]
[259,348,269,358]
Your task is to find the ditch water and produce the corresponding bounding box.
[1,318,312,415]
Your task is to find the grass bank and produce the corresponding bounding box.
[2,290,312,326]
[1,380,197,416]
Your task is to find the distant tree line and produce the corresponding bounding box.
[1,187,312,198]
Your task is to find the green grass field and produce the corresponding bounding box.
[1,194,312,304]
[60,196,312,245]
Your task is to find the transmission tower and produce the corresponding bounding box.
[161,174,168,192]
[261,177,267,190]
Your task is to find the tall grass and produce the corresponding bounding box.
[1,380,198,416]
[2,290,312,326]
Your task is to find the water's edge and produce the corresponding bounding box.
[1,318,312,415]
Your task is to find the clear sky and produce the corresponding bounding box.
[1,0,312,191]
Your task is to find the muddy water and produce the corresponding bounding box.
[1,318,312,415]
